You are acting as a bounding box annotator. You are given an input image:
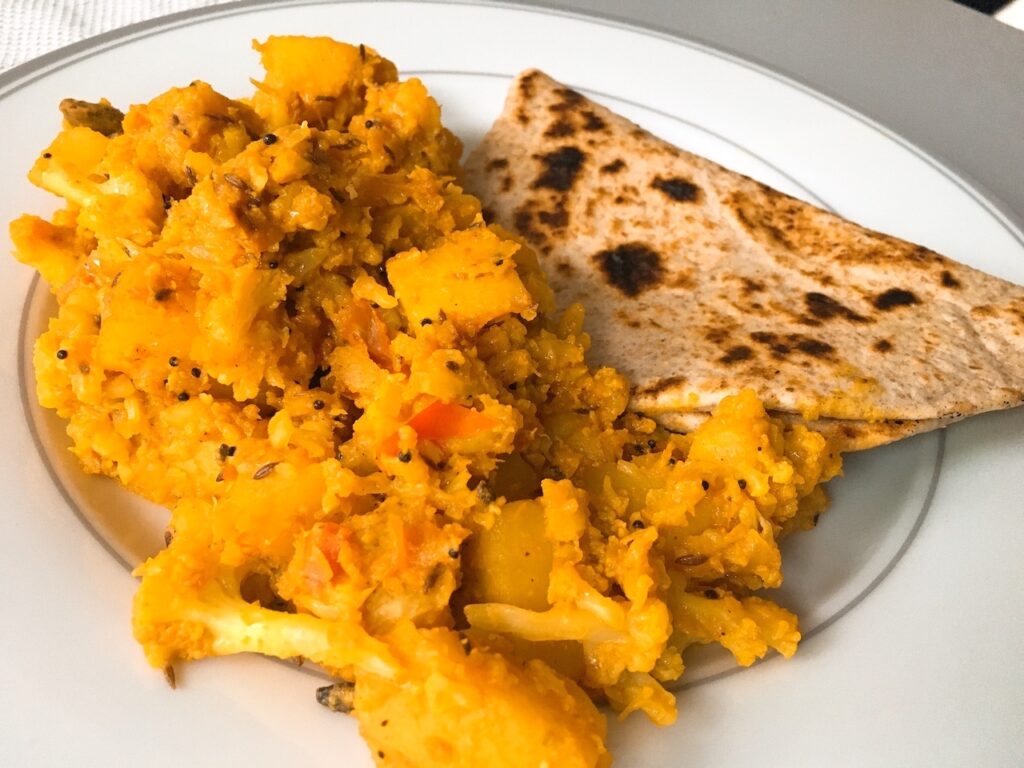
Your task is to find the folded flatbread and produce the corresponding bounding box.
[463,70,1024,450]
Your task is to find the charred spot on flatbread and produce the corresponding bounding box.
[638,375,687,396]
[600,159,626,174]
[908,244,940,264]
[972,304,996,318]
[514,208,535,237]
[651,176,700,203]
[544,120,575,138]
[804,292,868,322]
[593,243,665,297]
[756,332,798,357]
[582,111,607,132]
[671,271,695,290]
[750,331,791,357]
[749,331,834,359]
[551,87,585,111]
[720,345,753,364]
[741,278,765,295]
[532,146,585,191]
[538,206,569,229]
[486,158,509,171]
[727,192,796,249]
[519,71,538,99]
[705,327,730,345]
[941,270,962,289]
[796,338,833,357]
[874,339,893,352]
[615,309,643,329]
[873,288,920,310]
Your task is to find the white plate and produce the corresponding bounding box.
[2,3,1022,766]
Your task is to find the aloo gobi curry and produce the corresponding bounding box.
[12,36,840,768]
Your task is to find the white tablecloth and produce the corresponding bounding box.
[999,0,1024,28]
[0,0,232,72]
[2,0,1023,74]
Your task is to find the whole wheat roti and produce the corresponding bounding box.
[463,70,1024,450]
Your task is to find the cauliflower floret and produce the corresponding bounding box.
[667,581,801,666]
[132,530,395,678]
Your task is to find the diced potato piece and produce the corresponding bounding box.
[257,36,368,98]
[687,388,775,469]
[462,499,552,611]
[250,36,397,128]
[387,228,535,333]
[29,126,109,207]
[94,258,200,375]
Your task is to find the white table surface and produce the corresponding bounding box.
[999,0,1024,27]
[0,0,231,71]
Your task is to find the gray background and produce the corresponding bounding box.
[536,0,1024,228]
